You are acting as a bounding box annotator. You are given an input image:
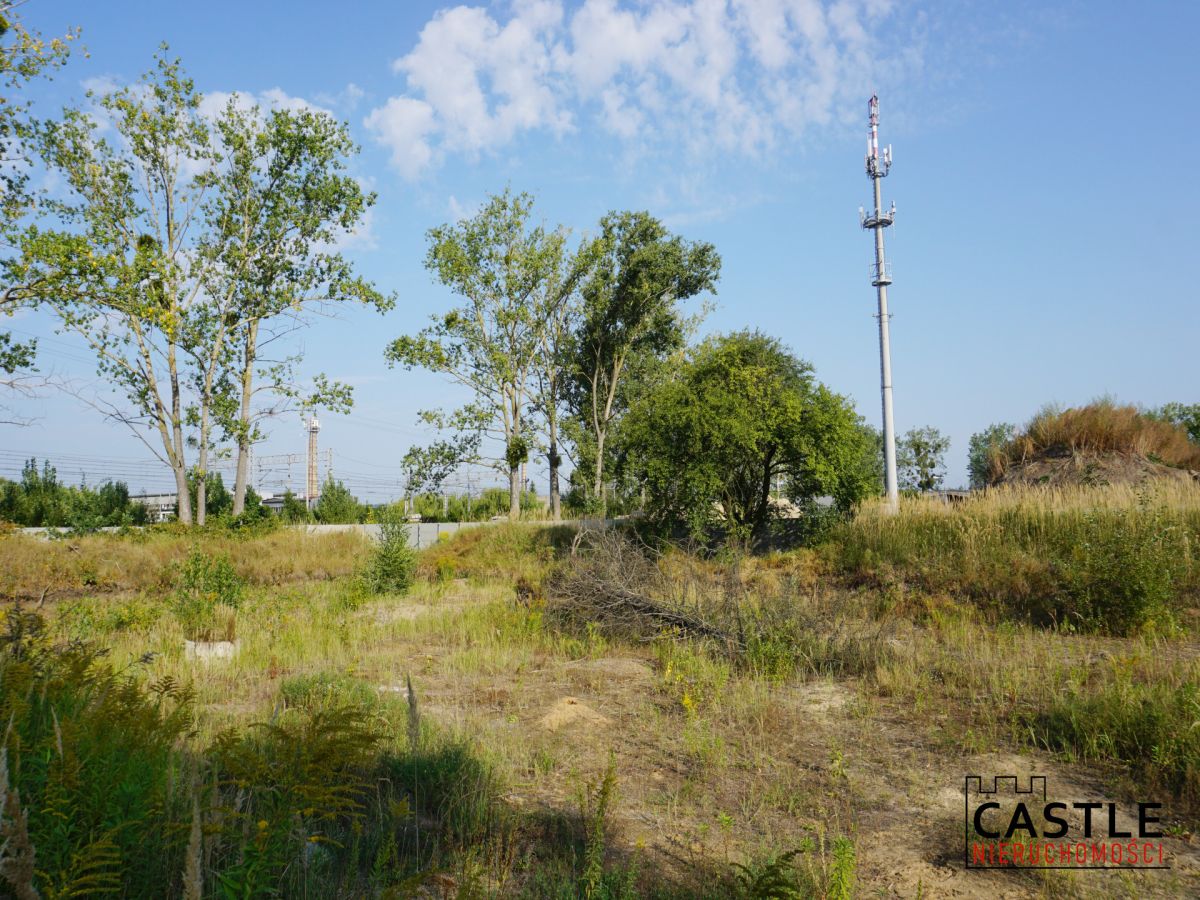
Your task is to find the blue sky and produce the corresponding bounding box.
[5,0,1198,499]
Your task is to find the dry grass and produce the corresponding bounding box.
[0,528,372,600]
[417,522,576,583]
[831,482,1200,633]
[12,522,1200,895]
[993,400,1200,480]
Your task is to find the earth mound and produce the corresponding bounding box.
[995,449,1200,488]
[988,401,1200,488]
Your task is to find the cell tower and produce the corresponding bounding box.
[859,94,899,510]
[306,415,321,510]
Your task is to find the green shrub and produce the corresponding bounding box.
[280,671,380,713]
[1052,505,1187,632]
[173,547,245,640]
[207,706,384,896]
[365,518,418,595]
[728,833,856,900]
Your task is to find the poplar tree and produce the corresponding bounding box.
[205,100,390,516]
[0,2,77,421]
[568,211,720,515]
[18,55,219,522]
[17,52,387,523]
[387,189,562,520]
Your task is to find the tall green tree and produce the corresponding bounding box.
[568,211,720,515]
[625,330,877,539]
[15,52,386,524]
[898,426,951,493]
[16,53,222,523]
[0,2,77,419]
[967,422,1015,489]
[529,234,600,521]
[387,189,565,521]
[206,101,390,516]
[312,475,364,524]
[0,458,147,528]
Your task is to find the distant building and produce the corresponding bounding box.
[131,492,177,523]
[260,492,316,515]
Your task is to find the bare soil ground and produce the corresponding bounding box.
[355,584,1200,899]
[996,451,1200,490]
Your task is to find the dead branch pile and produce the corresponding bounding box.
[544,529,743,650]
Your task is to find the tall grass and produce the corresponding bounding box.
[0,528,371,600]
[1032,659,1200,803]
[418,522,577,583]
[992,400,1200,480]
[0,603,508,896]
[831,484,1200,633]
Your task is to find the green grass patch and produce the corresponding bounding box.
[418,522,577,583]
[828,488,1200,634]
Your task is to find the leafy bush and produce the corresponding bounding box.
[207,706,384,896]
[623,331,879,539]
[280,671,380,713]
[1054,505,1188,632]
[172,547,245,640]
[364,516,419,595]
[728,833,856,900]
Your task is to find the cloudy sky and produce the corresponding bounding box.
[6,0,1198,498]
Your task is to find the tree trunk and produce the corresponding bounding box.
[172,463,191,526]
[592,429,606,517]
[509,464,521,521]
[547,437,561,522]
[196,467,206,527]
[169,344,193,525]
[231,320,259,516]
[196,389,213,527]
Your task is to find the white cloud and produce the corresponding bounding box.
[367,0,917,179]
[363,96,438,179]
[389,3,570,157]
[314,82,366,112]
[198,88,331,120]
[81,76,332,124]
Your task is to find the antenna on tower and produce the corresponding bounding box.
[861,94,899,510]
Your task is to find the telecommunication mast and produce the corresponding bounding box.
[860,94,899,509]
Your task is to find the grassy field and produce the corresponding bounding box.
[2,491,1200,897]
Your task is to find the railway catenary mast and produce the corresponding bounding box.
[860,94,899,510]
